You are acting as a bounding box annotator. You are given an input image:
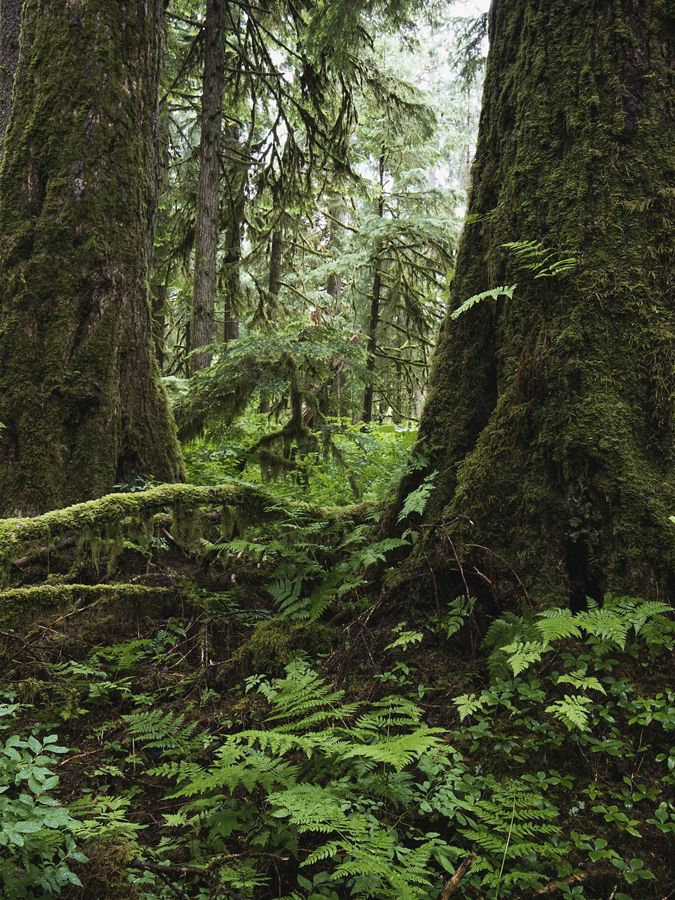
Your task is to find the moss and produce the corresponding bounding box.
[0,0,183,516]
[233,617,338,676]
[388,0,675,607]
[0,482,375,573]
[0,583,174,629]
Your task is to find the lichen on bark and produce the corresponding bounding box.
[388,0,675,607]
[0,0,184,516]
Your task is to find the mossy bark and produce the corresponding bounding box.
[189,0,227,374]
[389,0,674,606]
[221,123,246,343]
[0,0,22,146]
[0,0,184,515]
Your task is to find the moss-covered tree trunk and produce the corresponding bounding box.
[362,148,387,424]
[221,123,247,343]
[389,0,674,607]
[0,0,184,516]
[189,0,227,374]
[0,0,22,146]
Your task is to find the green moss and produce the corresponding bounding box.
[390,0,675,607]
[0,482,375,574]
[233,617,338,676]
[0,0,184,516]
[0,583,174,629]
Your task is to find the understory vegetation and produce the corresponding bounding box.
[0,428,673,897]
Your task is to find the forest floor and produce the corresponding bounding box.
[0,429,673,899]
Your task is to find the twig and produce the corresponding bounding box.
[441,853,477,899]
[535,871,596,894]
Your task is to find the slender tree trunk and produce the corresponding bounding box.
[326,203,347,415]
[362,149,386,424]
[268,224,284,306]
[0,0,22,147]
[152,282,168,370]
[189,0,227,374]
[221,123,246,343]
[362,264,383,424]
[0,0,184,516]
[388,0,674,607]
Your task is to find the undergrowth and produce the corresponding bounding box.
[0,428,673,898]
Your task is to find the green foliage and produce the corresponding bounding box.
[450,284,517,320]
[149,660,447,897]
[2,581,673,897]
[502,239,577,279]
[397,470,437,522]
[0,708,84,897]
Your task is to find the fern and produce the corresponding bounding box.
[502,240,576,279]
[397,471,437,522]
[454,692,486,721]
[122,708,205,759]
[546,694,593,731]
[500,640,545,676]
[451,285,517,320]
[535,609,582,644]
[350,536,410,568]
[385,628,424,652]
[557,670,606,694]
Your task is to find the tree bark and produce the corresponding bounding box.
[362,263,383,424]
[189,0,227,373]
[388,0,674,607]
[152,282,168,370]
[0,0,184,516]
[362,148,386,424]
[0,0,22,147]
[221,123,246,343]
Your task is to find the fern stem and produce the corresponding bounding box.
[495,797,516,900]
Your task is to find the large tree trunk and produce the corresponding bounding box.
[0,0,184,516]
[189,0,227,374]
[0,0,22,146]
[388,0,674,607]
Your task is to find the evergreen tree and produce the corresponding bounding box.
[0,0,184,515]
[388,0,674,606]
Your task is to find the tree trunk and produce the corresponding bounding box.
[221,123,246,343]
[362,149,386,424]
[268,224,284,306]
[0,0,184,516]
[152,282,168,371]
[189,0,227,374]
[362,263,383,424]
[388,0,674,607]
[0,0,22,146]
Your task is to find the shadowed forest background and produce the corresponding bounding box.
[0,0,672,897]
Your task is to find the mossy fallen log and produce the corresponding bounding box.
[0,583,175,611]
[0,482,376,574]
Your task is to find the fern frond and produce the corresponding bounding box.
[546,694,593,731]
[451,285,516,320]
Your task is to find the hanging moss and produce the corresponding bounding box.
[0,0,184,516]
[0,482,376,576]
[388,0,675,607]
